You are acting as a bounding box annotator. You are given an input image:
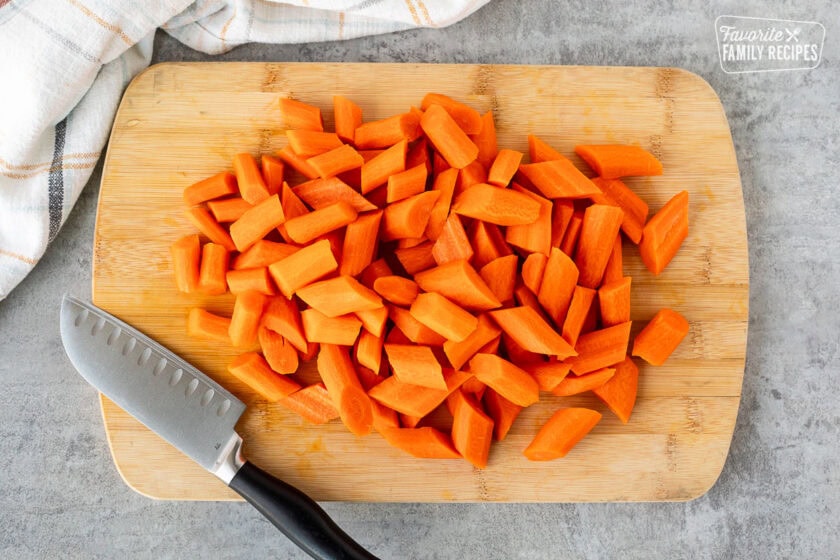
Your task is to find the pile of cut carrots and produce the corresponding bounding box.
[170,93,691,467]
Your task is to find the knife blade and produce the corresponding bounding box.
[60,295,379,560]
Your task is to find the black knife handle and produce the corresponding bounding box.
[229,461,380,560]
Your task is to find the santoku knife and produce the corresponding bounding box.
[59,294,379,560]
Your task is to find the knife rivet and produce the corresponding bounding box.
[170,368,183,386]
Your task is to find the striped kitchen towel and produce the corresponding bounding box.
[0,0,489,301]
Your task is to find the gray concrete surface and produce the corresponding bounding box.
[1,1,838,558]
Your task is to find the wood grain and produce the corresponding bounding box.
[93,63,748,502]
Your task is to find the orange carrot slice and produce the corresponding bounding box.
[455,160,487,193]
[373,275,419,307]
[296,275,382,318]
[414,259,501,312]
[469,220,513,269]
[442,313,502,370]
[355,112,421,149]
[387,305,447,346]
[527,134,564,162]
[355,329,383,373]
[333,95,362,143]
[518,158,601,199]
[226,267,275,296]
[575,144,663,178]
[523,408,602,461]
[355,305,389,338]
[522,252,548,295]
[258,326,299,374]
[232,240,298,270]
[380,427,461,459]
[233,153,271,205]
[394,241,437,275]
[279,97,323,131]
[551,200,575,248]
[505,185,552,255]
[185,207,236,252]
[187,308,231,343]
[421,104,479,169]
[228,290,265,347]
[552,367,615,396]
[420,93,482,135]
[277,145,320,180]
[483,389,523,441]
[575,204,624,289]
[524,361,571,392]
[489,306,577,359]
[567,321,632,375]
[294,176,377,213]
[424,167,459,241]
[386,163,428,203]
[360,139,407,194]
[170,234,200,293]
[260,155,284,196]
[268,238,337,298]
[602,234,624,284]
[283,201,357,245]
[478,254,518,305]
[279,382,339,424]
[339,210,382,277]
[286,130,343,158]
[229,194,286,252]
[632,308,689,365]
[591,177,649,244]
[592,356,639,423]
[368,368,473,418]
[559,210,584,256]
[599,277,632,327]
[380,190,439,241]
[561,285,597,347]
[183,172,238,206]
[469,353,539,407]
[305,144,365,180]
[639,190,689,275]
[409,292,478,343]
[207,197,253,223]
[317,344,373,436]
[537,248,579,326]
[471,111,498,168]
[431,213,473,265]
[301,309,362,346]
[228,352,300,401]
[384,343,445,390]
[449,390,493,469]
[487,149,523,187]
[261,295,307,353]
[197,242,228,295]
[451,183,541,226]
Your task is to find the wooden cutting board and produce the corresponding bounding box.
[93,62,748,502]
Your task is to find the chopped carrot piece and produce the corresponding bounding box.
[306,144,364,180]
[185,207,235,252]
[358,257,394,289]
[471,111,498,168]
[277,181,310,242]
[452,183,541,226]
[410,292,478,343]
[478,254,518,305]
[260,155,284,196]
[522,252,548,295]
[261,296,307,353]
[355,329,383,373]
[567,321,632,375]
[228,291,266,347]
[405,136,430,172]
[227,352,299,401]
[286,130,343,158]
[559,210,584,256]
[279,97,323,131]
[632,308,689,365]
[592,356,639,423]
[552,367,615,397]
[233,153,271,205]
[524,361,571,392]
[355,112,421,149]
[505,185,552,255]
[360,139,407,194]
[527,134,564,163]
[483,389,523,441]
[561,285,597,347]
[197,242,229,295]
[394,241,437,275]
[421,104,479,169]
[301,309,362,346]
[207,197,253,223]
[537,248,579,326]
[187,308,231,343]
[575,144,663,178]
[591,177,649,244]
[268,238,337,298]
[354,305,389,338]
[170,234,200,293]
[469,220,513,269]
[380,427,461,459]
[367,368,473,418]
[387,305,447,346]
[414,259,501,312]
[424,167,459,240]
[455,160,487,193]
[599,277,632,327]
[501,332,545,365]
[183,172,238,206]
[469,353,539,407]
[639,191,689,275]
[575,204,624,289]
[380,190,440,241]
[232,240,298,270]
[384,343,445,390]
[489,306,577,359]
[518,158,601,199]
[340,210,382,277]
[279,382,339,424]
[523,408,602,461]
[386,163,428,203]
[602,234,624,284]
[551,200,575,248]
[487,149,523,187]
[296,275,383,318]
[333,95,362,143]
[442,314,502,370]
[229,194,286,252]
[226,267,275,296]
[283,201,357,245]
[317,344,373,436]
[431,213,473,265]
[373,275,419,307]
[258,326,299,374]
[276,145,319,180]
[420,93,482,135]
[449,390,494,469]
